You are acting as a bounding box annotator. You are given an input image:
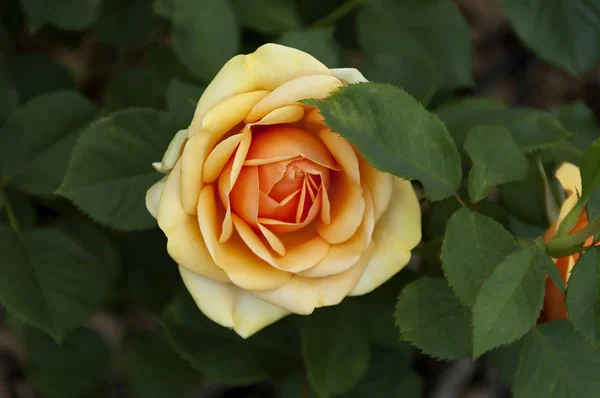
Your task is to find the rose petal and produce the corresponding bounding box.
[233,291,289,338]
[230,166,260,226]
[157,162,229,282]
[256,105,305,126]
[193,43,330,124]
[202,133,245,183]
[197,184,292,290]
[330,68,368,85]
[152,129,188,173]
[251,242,374,314]
[303,107,327,133]
[258,188,323,234]
[299,187,375,277]
[555,162,582,195]
[358,156,393,222]
[319,129,360,185]
[145,179,165,219]
[245,75,343,123]
[257,223,286,256]
[316,173,365,244]
[350,178,421,296]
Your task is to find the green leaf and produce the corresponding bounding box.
[306,82,461,201]
[0,189,36,230]
[19,0,102,31]
[552,102,600,152]
[278,28,344,69]
[301,302,371,397]
[232,0,301,35]
[342,346,421,398]
[59,109,181,231]
[489,340,523,387]
[8,54,74,102]
[437,101,571,154]
[280,372,318,398]
[441,208,519,307]
[499,159,551,226]
[395,277,472,359]
[11,324,110,398]
[95,0,155,50]
[580,139,600,201]
[514,321,600,398]
[357,0,473,92]
[166,78,205,121]
[0,62,18,125]
[499,0,600,77]
[160,292,296,385]
[125,329,200,398]
[464,125,529,202]
[566,248,600,345]
[472,245,551,357]
[169,0,240,82]
[0,90,99,196]
[0,225,119,341]
[103,66,168,110]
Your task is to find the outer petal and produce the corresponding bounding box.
[555,162,581,195]
[245,75,343,122]
[145,179,165,219]
[350,178,421,296]
[152,129,188,173]
[358,156,393,222]
[319,130,360,185]
[193,43,331,124]
[197,184,292,290]
[330,68,368,85]
[233,291,289,338]
[251,243,374,314]
[157,162,229,282]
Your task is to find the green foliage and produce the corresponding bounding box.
[0,224,119,341]
[566,248,600,345]
[301,302,371,397]
[7,54,75,102]
[580,139,600,200]
[472,245,552,357]
[464,125,529,203]
[232,0,301,35]
[514,321,600,398]
[11,323,111,398]
[95,0,155,50]
[441,208,519,307]
[59,109,182,230]
[19,0,102,32]
[0,90,98,196]
[166,78,205,120]
[395,277,472,359]
[103,66,168,110]
[306,82,462,201]
[278,28,345,69]
[499,0,600,77]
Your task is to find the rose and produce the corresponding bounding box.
[541,162,599,322]
[146,43,421,338]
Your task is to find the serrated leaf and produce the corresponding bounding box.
[278,28,344,69]
[0,225,119,341]
[306,82,461,201]
[103,66,168,110]
[566,248,600,345]
[95,0,155,50]
[489,340,523,387]
[169,0,240,82]
[395,277,472,360]
[464,125,529,202]
[59,109,181,231]
[125,329,200,398]
[10,324,110,398]
[7,54,74,102]
[441,208,519,307]
[166,78,205,120]
[342,346,422,398]
[357,0,473,92]
[19,0,102,31]
[301,302,371,397]
[499,0,600,77]
[472,245,551,357]
[232,0,301,35]
[0,90,98,196]
[160,292,296,385]
[513,321,600,398]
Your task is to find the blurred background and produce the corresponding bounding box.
[1,0,599,397]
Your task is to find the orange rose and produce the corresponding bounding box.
[146,44,421,338]
[541,163,598,322]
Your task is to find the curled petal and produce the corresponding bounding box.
[197,185,292,290]
[193,43,330,124]
[145,179,165,219]
[157,162,229,282]
[245,75,343,123]
[330,68,368,85]
[555,162,581,195]
[350,178,421,296]
[319,129,360,185]
[251,242,374,314]
[258,188,323,234]
[202,133,245,183]
[230,166,260,226]
[152,129,188,173]
[256,105,305,126]
[359,156,393,222]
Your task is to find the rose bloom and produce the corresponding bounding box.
[540,162,599,322]
[146,44,421,338]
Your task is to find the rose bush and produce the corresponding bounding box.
[541,162,599,322]
[145,43,421,338]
